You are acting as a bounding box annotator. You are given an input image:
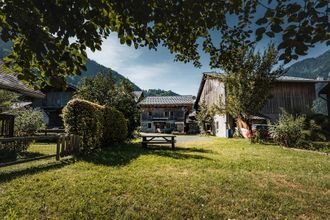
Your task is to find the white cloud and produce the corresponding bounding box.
[86,35,142,70]
[86,34,210,94]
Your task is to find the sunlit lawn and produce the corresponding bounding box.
[0,138,329,219]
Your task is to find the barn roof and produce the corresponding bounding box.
[0,63,45,98]
[139,95,195,106]
[277,76,330,83]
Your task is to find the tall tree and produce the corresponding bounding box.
[0,1,328,86]
[195,101,214,134]
[74,72,139,138]
[219,44,284,138]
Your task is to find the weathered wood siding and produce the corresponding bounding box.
[197,77,228,137]
[261,82,315,120]
[32,91,74,108]
[199,78,225,106]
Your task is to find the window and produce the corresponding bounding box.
[216,121,219,130]
[164,112,169,117]
[170,111,174,117]
[148,112,152,116]
[148,123,152,129]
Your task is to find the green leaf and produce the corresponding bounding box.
[256,17,267,25]
[255,27,266,41]
[266,32,275,38]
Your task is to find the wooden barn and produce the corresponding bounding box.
[195,73,329,137]
[31,84,76,128]
[139,96,195,133]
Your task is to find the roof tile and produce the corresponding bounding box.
[140,95,195,106]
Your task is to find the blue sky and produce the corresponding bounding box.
[86,34,329,95]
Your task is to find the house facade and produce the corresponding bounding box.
[195,72,329,137]
[139,96,195,133]
[31,84,76,128]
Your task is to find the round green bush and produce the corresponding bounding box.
[269,111,305,148]
[63,99,128,152]
[102,106,128,146]
[63,99,103,152]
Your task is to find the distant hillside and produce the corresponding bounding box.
[0,41,141,91]
[143,89,179,97]
[66,59,141,91]
[286,50,330,79]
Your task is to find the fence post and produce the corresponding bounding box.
[61,135,66,156]
[56,135,61,161]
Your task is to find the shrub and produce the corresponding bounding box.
[63,99,128,152]
[11,107,45,136]
[304,114,330,141]
[63,99,104,152]
[269,111,305,148]
[102,106,127,146]
[0,141,29,162]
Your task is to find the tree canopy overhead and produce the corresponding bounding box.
[0,0,328,86]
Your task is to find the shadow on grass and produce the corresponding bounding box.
[0,158,75,184]
[18,151,46,159]
[79,142,212,166]
[0,142,211,182]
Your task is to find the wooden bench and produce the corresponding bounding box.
[141,135,176,148]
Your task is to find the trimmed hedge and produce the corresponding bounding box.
[102,106,127,146]
[63,99,128,152]
[63,99,103,152]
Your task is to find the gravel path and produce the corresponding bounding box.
[175,135,212,143]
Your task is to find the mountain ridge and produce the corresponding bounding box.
[285,49,330,79]
[0,40,142,91]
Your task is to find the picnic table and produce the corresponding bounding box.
[141,135,176,148]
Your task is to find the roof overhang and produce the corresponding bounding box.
[0,63,45,98]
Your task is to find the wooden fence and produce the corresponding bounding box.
[0,114,14,137]
[0,134,80,168]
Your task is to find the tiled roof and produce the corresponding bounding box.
[139,95,195,106]
[0,62,45,98]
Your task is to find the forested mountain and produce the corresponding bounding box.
[286,50,330,79]
[143,89,179,97]
[66,59,141,91]
[0,41,141,91]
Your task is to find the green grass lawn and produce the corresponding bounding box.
[0,138,329,219]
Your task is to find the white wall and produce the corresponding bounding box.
[214,114,227,137]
